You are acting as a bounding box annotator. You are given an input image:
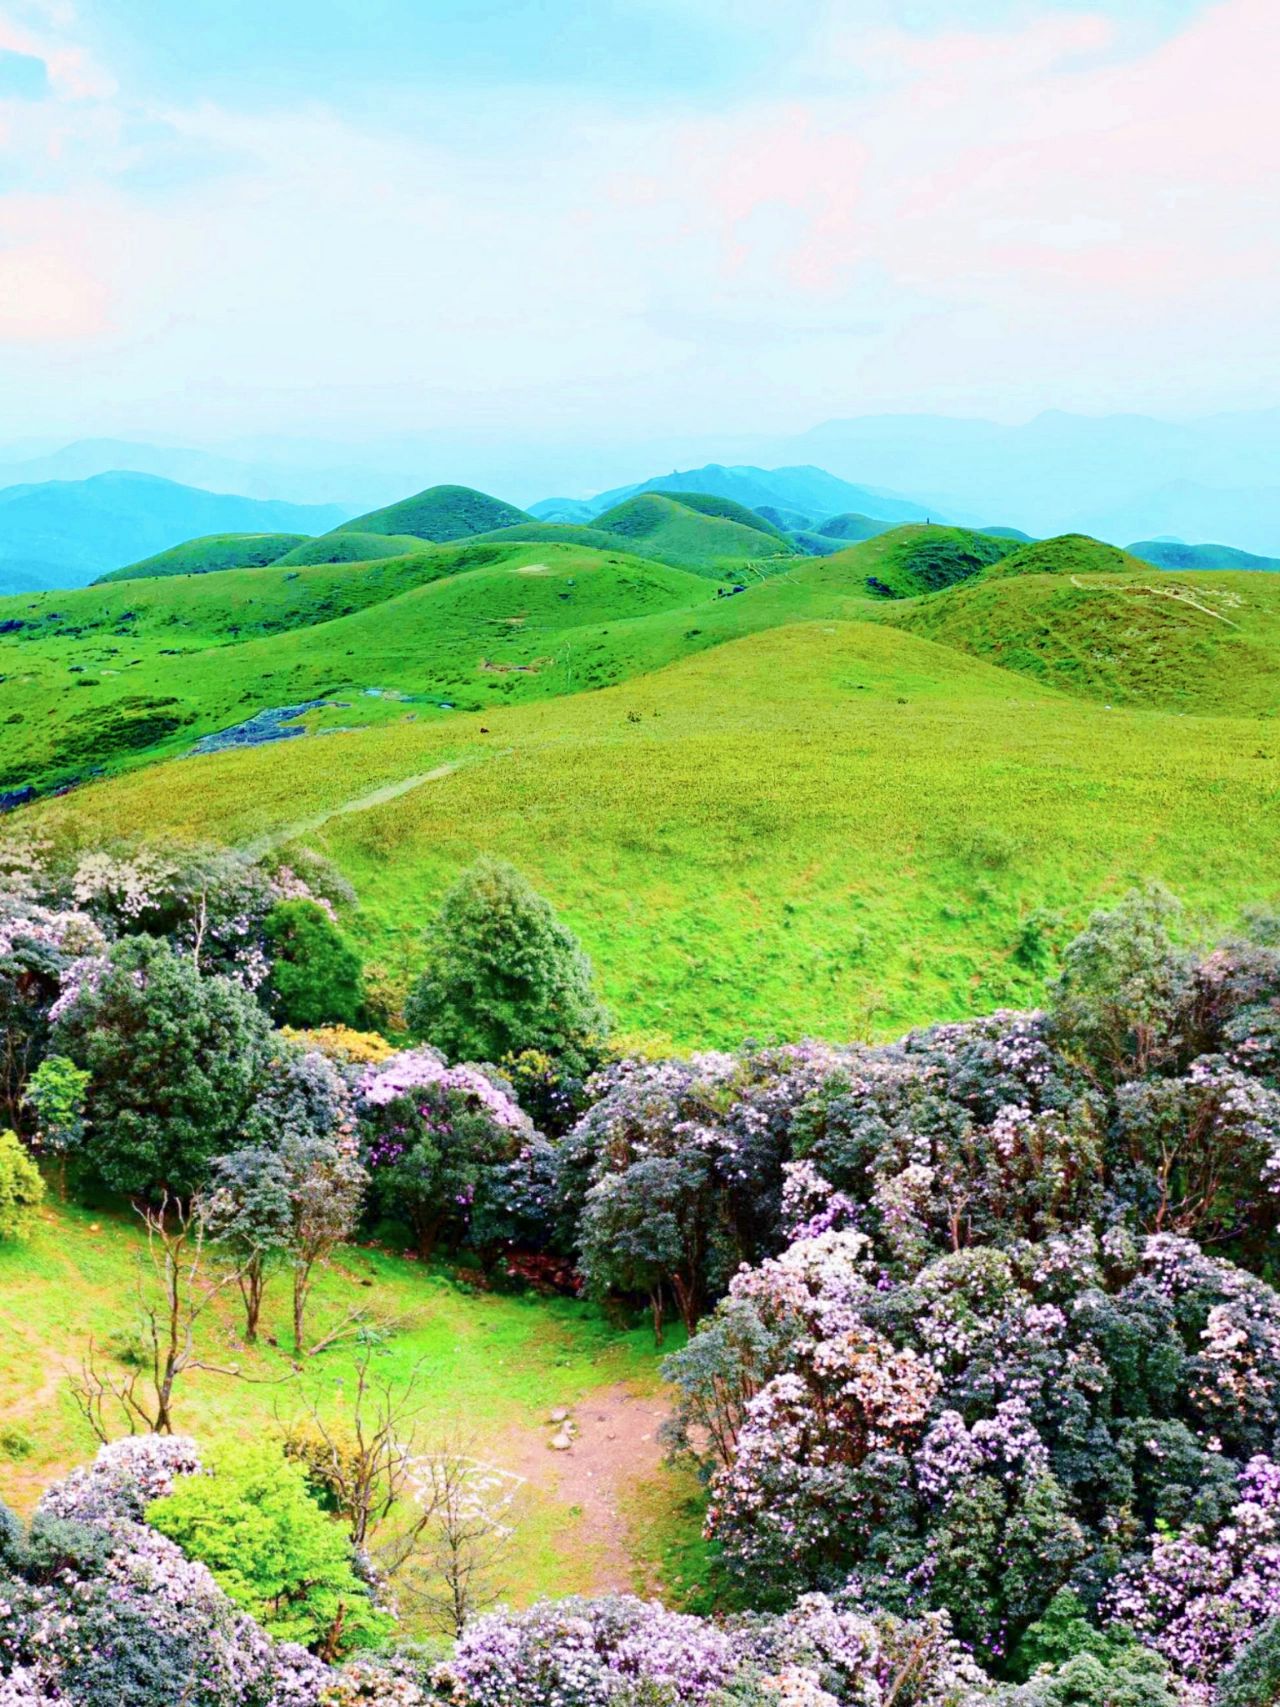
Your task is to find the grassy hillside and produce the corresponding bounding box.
[1127,538,1280,571]
[274,531,428,566]
[655,491,790,542]
[468,522,624,552]
[822,525,1017,598]
[813,513,893,542]
[25,618,1280,1047]
[0,1199,695,1608]
[889,566,1280,716]
[0,543,728,795]
[592,494,796,575]
[334,483,529,542]
[97,532,309,583]
[986,533,1144,579]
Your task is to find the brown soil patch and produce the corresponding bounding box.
[506,1384,669,1592]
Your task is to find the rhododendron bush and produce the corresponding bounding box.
[5,882,1280,1703]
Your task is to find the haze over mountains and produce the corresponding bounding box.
[3,406,1280,593]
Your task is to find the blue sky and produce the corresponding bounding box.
[0,0,1274,471]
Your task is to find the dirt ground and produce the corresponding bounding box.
[506,1383,671,1592]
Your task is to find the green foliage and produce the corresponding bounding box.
[146,1441,394,1653]
[264,899,364,1028]
[843,524,1017,598]
[52,935,276,1198]
[1049,884,1192,1080]
[1218,1616,1280,1707]
[97,533,308,583]
[0,1128,43,1238]
[334,483,529,542]
[23,1053,90,1156]
[1006,1649,1183,1707]
[405,857,609,1065]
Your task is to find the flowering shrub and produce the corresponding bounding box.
[1,1436,332,1706]
[358,1049,532,1257]
[669,1226,1280,1672]
[436,1594,738,1704]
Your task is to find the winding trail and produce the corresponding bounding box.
[245,763,460,856]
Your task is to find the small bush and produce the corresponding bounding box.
[0,1128,44,1238]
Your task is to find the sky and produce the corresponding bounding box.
[0,0,1276,470]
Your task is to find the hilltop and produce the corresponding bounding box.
[333,483,529,542]
[591,493,796,574]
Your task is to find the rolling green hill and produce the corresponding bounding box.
[333,483,530,542]
[273,531,428,566]
[654,491,790,542]
[889,566,1280,715]
[1127,538,1280,571]
[96,532,309,582]
[23,617,1280,1047]
[0,543,730,798]
[813,513,894,543]
[821,525,1018,598]
[592,494,796,575]
[467,522,625,552]
[986,533,1144,579]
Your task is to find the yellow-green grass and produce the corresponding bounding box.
[0,1199,687,1610]
[888,569,1280,715]
[26,620,1280,1048]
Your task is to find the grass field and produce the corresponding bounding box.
[890,567,1280,714]
[0,1199,700,1614]
[27,617,1280,1047]
[8,522,1280,1044]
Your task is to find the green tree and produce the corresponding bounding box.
[264,899,364,1028]
[147,1442,393,1657]
[0,1128,43,1238]
[404,858,608,1066]
[51,936,275,1199]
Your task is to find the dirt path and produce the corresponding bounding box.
[506,1384,670,1593]
[245,763,460,856]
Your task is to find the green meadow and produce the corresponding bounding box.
[6,498,1280,1045]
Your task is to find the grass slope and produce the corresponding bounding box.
[334,484,530,542]
[655,492,790,542]
[593,494,796,575]
[97,533,309,583]
[819,525,1018,598]
[0,544,725,794]
[25,619,1280,1047]
[813,513,894,542]
[888,567,1280,716]
[986,534,1145,579]
[0,1199,693,1610]
[274,532,428,566]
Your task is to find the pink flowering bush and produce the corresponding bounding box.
[358,1048,533,1257]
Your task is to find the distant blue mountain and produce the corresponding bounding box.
[533,464,949,529]
[1126,538,1280,571]
[0,472,352,594]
